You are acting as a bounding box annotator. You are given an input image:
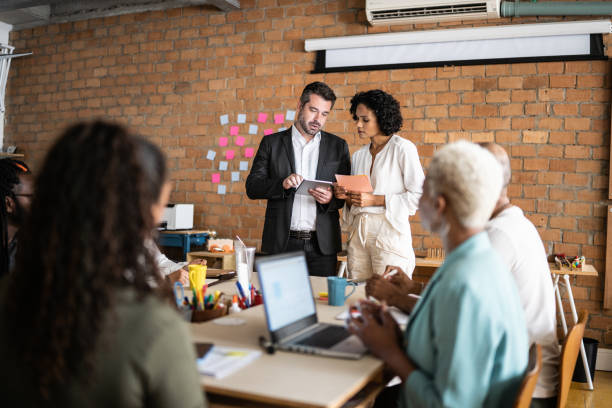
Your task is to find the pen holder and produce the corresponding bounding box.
[191,304,228,323]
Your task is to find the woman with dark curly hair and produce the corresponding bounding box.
[336,90,424,281]
[0,121,207,407]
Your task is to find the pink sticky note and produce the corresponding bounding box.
[264,128,274,136]
[226,150,235,160]
[235,135,245,146]
[245,148,254,158]
[274,114,284,124]
[257,113,267,123]
[230,126,239,136]
[212,173,220,183]
[219,137,228,147]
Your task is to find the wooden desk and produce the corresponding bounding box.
[159,230,209,261]
[549,263,598,390]
[190,276,384,408]
[336,255,444,278]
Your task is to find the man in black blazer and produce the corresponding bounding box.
[246,82,350,276]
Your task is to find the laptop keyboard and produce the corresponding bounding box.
[295,325,350,348]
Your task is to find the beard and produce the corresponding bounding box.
[421,207,449,238]
[297,111,322,136]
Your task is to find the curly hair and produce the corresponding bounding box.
[349,89,403,136]
[4,121,167,401]
[0,158,31,277]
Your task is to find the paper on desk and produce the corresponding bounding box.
[335,174,373,193]
[197,346,261,379]
[335,306,409,326]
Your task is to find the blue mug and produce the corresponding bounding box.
[327,276,357,306]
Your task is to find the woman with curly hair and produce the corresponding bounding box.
[336,90,424,280]
[0,121,207,407]
[0,158,32,277]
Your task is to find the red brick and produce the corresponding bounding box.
[564,202,592,216]
[564,145,590,159]
[550,216,576,230]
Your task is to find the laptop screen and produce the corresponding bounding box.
[257,253,316,332]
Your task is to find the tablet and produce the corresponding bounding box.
[295,179,333,196]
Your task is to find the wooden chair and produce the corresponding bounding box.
[514,343,543,408]
[557,310,588,408]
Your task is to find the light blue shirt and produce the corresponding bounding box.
[400,232,528,408]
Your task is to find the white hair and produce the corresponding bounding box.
[427,140,503,229]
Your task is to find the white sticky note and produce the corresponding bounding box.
[219,161,228,171]
[237,114,246,124]
[219,114,229,125]
[217,184,226,195]
[206,150,216,160]
[278,127,287,132]
[239,161,248,171]
[248,124,258,135]
[286,110,296,121]
[231,171,240,182]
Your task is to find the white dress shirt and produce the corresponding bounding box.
[290,125,321,231]
[341,135,424,235]
[486,206,560,398]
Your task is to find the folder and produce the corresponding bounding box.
[335,174,373,193]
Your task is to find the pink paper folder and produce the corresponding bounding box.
[335,174,373,193]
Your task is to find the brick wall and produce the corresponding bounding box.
[4,0,612,345]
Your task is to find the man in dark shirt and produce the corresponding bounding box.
[1,159,33,276]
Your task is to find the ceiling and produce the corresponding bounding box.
[0,0,240,30]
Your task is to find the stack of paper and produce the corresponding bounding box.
[197,346,261,379]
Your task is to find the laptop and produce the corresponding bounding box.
[256,251,367,359]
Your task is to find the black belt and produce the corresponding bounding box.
[289,230,314,240]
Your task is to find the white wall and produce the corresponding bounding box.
[0,20,13,150]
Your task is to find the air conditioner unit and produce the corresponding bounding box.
[366,0,501,26]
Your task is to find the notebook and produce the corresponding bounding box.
[256,252,367,359]
[197,346,261,379]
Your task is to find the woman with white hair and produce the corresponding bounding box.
[349,141,528,407]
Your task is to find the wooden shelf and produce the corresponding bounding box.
[0,153,24,158]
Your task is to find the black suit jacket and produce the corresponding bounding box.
[246,129,351,255]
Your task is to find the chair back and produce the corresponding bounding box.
[514,343,542,408]
[557,310,588,408]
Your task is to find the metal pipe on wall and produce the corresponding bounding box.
[501,1,612,17]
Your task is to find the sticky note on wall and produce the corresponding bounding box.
[245,148,254,158]
[286,110,295,121]
[219,114,229,125]
[212,173,220,183]
[274,114,284,124]
[239,161,248,171]
[230,126,239,136]
[248,124,258,135]
[206,150,216,160]
[226,150,235,160]
[217,185,226,195]
[264,129,273,136]
[219,137,228,147]
[235,136,245,146]
[231,171,240,182]
[219,161,228,171]
[237,114,246,123]
[257,113,267,123]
